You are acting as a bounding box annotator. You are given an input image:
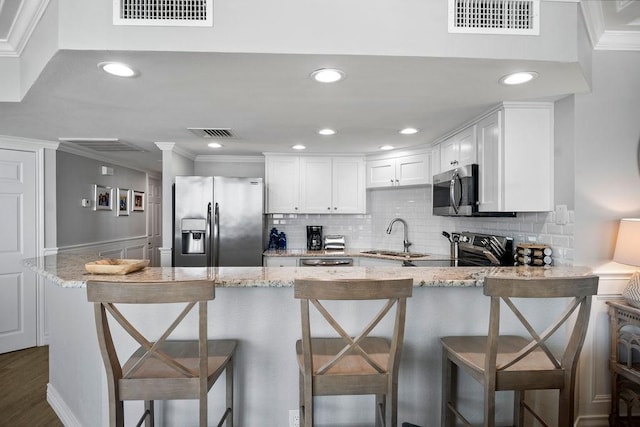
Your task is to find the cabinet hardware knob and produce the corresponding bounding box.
[327,207,331,210]
[334,207,337,210]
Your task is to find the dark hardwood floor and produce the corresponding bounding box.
[0,346,63,426]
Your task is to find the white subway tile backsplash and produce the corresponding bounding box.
[266,186,575,265]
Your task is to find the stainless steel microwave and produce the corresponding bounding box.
[433,164,479,216]
[432,164,515,217]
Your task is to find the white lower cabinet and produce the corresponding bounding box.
[476,102,554,213]
[263,257,298,267]
[366,152,431,188]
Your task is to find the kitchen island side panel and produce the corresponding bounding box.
[45,283,572,426]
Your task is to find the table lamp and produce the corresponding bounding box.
[614,218,640,308]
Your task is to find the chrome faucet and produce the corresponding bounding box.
[386,218,412,252]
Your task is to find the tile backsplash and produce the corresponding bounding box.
[267,186,574,265]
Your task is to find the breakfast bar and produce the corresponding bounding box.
[25,253,592,427]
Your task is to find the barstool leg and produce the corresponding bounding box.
[226,355,234,427]
[144,400,154,426]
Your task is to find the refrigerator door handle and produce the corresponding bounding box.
[206,202,213,267]
[213,202,220,268]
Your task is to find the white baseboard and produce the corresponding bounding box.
[47,383,82,427]
[576,414,609,426]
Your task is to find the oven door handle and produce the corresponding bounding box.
[449,170,461,214]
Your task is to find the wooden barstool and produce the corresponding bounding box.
[294,278,413,427]
[87,280,236,427]
[440,275,599,427]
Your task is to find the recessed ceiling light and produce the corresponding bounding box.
[310,68,345,83]
[292,144,306,150]
[380,145,395,151]
[318,128,336,136]
[399,128,418,135]
[208,142,223,148]
[499,71,538,85]
[98,62,138,78]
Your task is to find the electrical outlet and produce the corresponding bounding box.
[289,409,300,427]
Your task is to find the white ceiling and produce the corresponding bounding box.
[0,0,638,173]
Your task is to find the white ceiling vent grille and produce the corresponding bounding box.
[113,0,213,27]
[188,128,236,138]
[59,138,146,152]
[448,0,540,35]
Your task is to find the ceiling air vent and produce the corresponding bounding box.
[113,0,213,27]
[448,0,540,35]
[58,138,146,152]
[188,128,236,138]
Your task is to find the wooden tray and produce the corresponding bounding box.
[85,259,150,275]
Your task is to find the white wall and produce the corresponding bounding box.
[57,0,579,62]
[194,157,265,179]
[574,50,640,267]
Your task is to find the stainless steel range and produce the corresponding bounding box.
[405,231,513,267]
[450,231,513,266]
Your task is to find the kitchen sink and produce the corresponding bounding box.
[360,250,428,259]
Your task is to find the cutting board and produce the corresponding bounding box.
[85,259,149,275]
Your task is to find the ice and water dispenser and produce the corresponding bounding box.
[181,218,207,254]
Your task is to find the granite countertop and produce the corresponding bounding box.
[23,252,593,289]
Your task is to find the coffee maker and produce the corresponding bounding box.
[306,226,323,251]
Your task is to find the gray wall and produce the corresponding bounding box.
[56,151,147,247]
[574,50,640,266]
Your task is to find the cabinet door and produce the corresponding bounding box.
[396,154,430,186]
[429,145,441,178]
[477,111,502,212]
[457,125,477,166]
[299,157,333,213]
[332,157,366,213]
[440,136,458,171]
[264,257,298,267]
[265,156,300,213]
[366,158,396,188]
[440,126,477,171]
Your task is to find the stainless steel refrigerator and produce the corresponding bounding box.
[174,176,264,267]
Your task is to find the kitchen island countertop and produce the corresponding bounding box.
[24,252,592,289]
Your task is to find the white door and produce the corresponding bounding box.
[148,176,163,267]
[0,149,37,353]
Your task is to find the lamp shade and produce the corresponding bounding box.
[614,218,640,267]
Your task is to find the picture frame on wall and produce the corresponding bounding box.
[93,184,113,211]
[117,188,130,216]
[132,190,145,212]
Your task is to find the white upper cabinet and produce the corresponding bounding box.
[299,156,333,213]
[440,125,477,171]
[331,157,366,213]
[366,153,431,188]
[265,155,300,213]
[477,102,554,212]
[266,155,366,214]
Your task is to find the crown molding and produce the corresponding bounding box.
[0,134,59,150]
[580,0,640,51]
[0,0,50,57]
